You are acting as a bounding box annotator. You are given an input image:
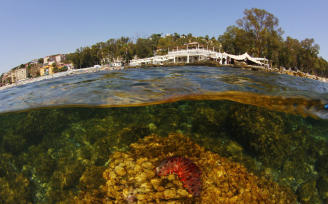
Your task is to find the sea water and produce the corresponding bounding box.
[0,66,327,203]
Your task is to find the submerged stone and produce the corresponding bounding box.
[77,133,297,203]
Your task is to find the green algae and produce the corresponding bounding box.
[0,100,327,203]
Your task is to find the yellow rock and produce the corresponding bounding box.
[157,186,165,192]
[140,183,153,193]
[172,179,183,187]
[150,178,161,189]
[122,188,130,198]
[127,169,135,175]
[144,169,155,179]
[136,158,148,165]
[167,174,175,181]
[163,189,176,199]
[154,191,163,199]
[125,161,135,170]
[112,152,123,159]
[135,172,148,184]
[114,166,126,176]
[136,193,146,200]
[216,169,224,177]
[177,189,189,197]
[109,171,117,180]
[141,161,154,169]
[134,164,142,172]
[166,183,175,189]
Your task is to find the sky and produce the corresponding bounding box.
[0,0,327,74]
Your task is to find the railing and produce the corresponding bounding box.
[130,48,269,67]
[168,48,218,56]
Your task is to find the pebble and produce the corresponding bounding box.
[164,189,176,199]
[114,166,126,176]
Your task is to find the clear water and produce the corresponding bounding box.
[0,66,327,203]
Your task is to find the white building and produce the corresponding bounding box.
[44,54,66,65]
[129,42,268,67]
[10,68,27,83]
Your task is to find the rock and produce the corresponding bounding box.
[163,189,176,199]
[150,178,161,189]
[135,172,148,184]
[95,133,297,203]
[114,166,126,176]
[317,175,328,200]
[134,164,142,172]
[144,169,155,179]
[297,179,321,203]
[141,161,153,169]
[167,174,176,181]
[136,193,146,200]
[140,183,152,193]
[177,189,189,197]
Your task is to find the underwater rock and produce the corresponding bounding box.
[114,166,126,176]
[317,175,328,200]
[77,133,297,203]
[297,179,321,203]
[0,153,32,204]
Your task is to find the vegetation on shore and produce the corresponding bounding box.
[66,8,328,77]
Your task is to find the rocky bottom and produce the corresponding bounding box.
[77,133,296,203]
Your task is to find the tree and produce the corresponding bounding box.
[38,58,44,64]
[52,63,59,73]
[218,26,254,55]
[135,38,154,58]
[0,74,3,85]
[236,8,283,57]
[279,37,301,69]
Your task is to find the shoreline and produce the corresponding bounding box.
[0,65,123,91]
[1,62,327,91]
[126,61,328,83]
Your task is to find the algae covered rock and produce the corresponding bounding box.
[297,179,321,203]
[317,175,328,201]
[78,133,297,203]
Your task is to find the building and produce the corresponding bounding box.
[130,42,269,67]
[43,54,66,66]
[40,65,54,76]
[55,54,65,64]
[40,63,72,76]
[9,68,28,83]
[1,72,12,85]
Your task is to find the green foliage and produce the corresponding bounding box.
[52,63,59,73]
[38,58,44,64]
[60,66,68,72]
[219,8,328,77]
[136,38,154,58]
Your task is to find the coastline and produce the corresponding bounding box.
[0,65,123,91]
[1,62,327,91]
[126,61,328,83]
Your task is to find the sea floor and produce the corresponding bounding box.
[0,100,327,203]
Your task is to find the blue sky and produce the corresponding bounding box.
[0,0,327,74]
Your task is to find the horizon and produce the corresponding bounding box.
[1,0,327,74]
